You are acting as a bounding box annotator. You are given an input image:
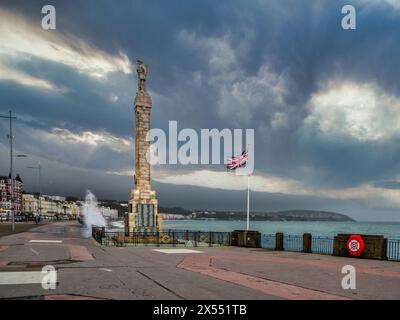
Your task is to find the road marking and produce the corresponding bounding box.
[99,268,113,272]
[153,249,204,254]
[0,271,43,285]
[29,240,63,244]
[30,248,40,255]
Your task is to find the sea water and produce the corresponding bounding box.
[162,220,400,239]
[108,219,400,239]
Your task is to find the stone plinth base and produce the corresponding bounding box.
[127,189,163,234]
[333,234,388,260]
[231,230,261,248]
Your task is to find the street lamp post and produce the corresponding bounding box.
[28,162,42,218]
[12,154,27,227]
[0,111,27,232]
[0,111,16,232]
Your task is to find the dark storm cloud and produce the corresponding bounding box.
[1,0,400,219]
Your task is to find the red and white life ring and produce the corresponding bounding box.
[346,234,365,257]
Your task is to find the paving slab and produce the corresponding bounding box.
[0,221,399,300]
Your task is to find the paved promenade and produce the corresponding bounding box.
[0,221,50,237]
[0,221,399,300]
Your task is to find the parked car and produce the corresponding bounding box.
[14,215,26,222]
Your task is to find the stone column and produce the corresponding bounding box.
[134,92,152,191]
[127,61,162,234]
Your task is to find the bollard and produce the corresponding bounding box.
[303,233,312,253]
[275,232,284,251]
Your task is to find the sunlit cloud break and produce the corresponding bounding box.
[305,81,400,141]
[153,169,400,209]
[0,8,132,79]
[0,65,65,92]
[49,128,133,152]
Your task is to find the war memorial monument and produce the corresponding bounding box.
[126,60,163,234]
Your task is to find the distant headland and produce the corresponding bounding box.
[159,207,355,222]
[95,200,355,222]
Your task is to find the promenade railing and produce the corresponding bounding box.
[92,227,231,247]
[311,236,334,255]
[388,239,400,261]
[283,234,303,252]
[261,234,275,249]
[93,227,400,261]
[261,232,400,261]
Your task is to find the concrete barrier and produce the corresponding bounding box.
[275,232,284,251]
[231,230,261,248]
[333,234,388,260]
[302,233,312,253]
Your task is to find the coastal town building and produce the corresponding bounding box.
[0,170,115,221]
[22,193,38,214]
[0,174,23,217]
[47,195,66,202]
[22,193,80,219]
[160,213,187,220]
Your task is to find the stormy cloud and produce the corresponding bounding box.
[1,0,400,220]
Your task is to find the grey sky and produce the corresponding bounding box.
[0,0,400,221]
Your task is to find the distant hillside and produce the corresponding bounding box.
[112,204,354,221]
[258,210,355,222]
[159,207,354,222]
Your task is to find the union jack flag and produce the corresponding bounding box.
[226,150,249,171]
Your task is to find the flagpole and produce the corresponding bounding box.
[246,174,250,231]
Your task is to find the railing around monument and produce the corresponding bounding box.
[92,227,231,247]
[92,226,105,244]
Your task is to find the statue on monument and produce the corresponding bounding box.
[136,59,147,92]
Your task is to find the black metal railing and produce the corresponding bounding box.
[93,227,400,261]
[92,227,231,247]
[388,239,400,261]
[261,234,275,249]
[283,234,303,252]
[92,226,105,244]
[311,236,334,255]
[261,232,400,261]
